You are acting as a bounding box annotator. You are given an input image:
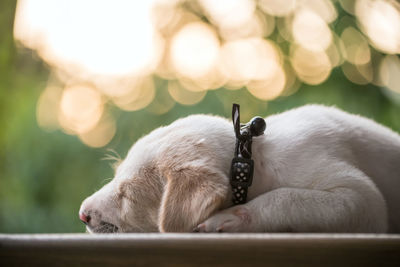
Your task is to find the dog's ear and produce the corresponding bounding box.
[158,167,228,232]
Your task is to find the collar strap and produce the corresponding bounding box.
[230,104,266,205]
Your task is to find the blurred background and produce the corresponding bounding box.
[0,0,399,233]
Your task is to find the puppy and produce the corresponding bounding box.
[79,105,400,233]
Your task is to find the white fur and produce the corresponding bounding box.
[80,105,400,233]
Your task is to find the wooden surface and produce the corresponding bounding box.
[1,233,400,266]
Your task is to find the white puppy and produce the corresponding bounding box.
[79,105,400,233]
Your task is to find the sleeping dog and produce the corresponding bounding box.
[79,105,400,233]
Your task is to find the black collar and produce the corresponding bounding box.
[230,104,266,205]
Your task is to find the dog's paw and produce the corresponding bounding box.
[194,206,251,233]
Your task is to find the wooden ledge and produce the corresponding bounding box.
[1,233,400,266]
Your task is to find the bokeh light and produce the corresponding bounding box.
[355,0,400,54]
[199,0,256,29]
[247,66,286,100]
[14,0,164,78]
[380,55,400,93]
[147,84,176,115]
[112,77,156,111]
[299,0,337,23]
[12,0,400,148]
[78,114,117,148]
[342,62,373,85]
[168,80,207,105]
[259,0,296,17]
[220,38,282,84]
[59,84,104,134]
[36,84,62,132]
[292,8,332,52]
[170,22,220,79]
[341,27,371,65]
[291,46,332,85]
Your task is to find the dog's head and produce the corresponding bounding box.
[79,115,234,233]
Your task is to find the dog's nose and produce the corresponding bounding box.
[79,212,91,225]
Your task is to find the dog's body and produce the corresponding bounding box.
[79,105,400,233]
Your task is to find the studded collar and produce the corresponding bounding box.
[230,104,266,205]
